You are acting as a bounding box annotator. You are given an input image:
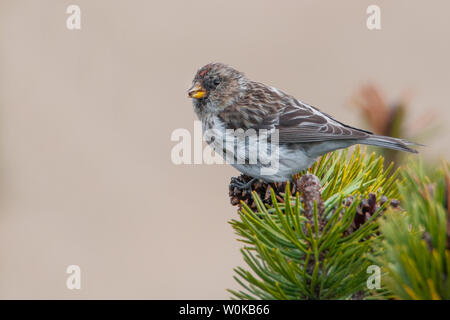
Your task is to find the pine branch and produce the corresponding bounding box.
[376,160,450,300]
[228,147,400,300]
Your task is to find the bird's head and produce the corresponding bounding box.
[188,63,247,115]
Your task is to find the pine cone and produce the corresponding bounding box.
[296,173,324,224]
[229,174,296,210]
[344,193,400,235]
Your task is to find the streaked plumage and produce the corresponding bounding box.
[188,63,418,183]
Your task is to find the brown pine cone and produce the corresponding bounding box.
[344,193,400,235]
[228,174,296,210]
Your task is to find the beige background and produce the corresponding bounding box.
[0,0,448,299]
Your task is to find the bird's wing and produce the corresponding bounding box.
[219,82,371,143]
[277,101,372,143]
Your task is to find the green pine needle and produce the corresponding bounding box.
[229,147,398,300]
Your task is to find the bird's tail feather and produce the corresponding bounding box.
[360,135,421,154]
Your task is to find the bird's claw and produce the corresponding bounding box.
[230,177,257,191]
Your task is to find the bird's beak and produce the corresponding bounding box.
[188,82,207,99]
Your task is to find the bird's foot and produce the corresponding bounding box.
[230,177,257,191]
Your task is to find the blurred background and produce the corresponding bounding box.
[0,0,448,299]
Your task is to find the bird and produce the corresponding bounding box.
[188,62,419,189]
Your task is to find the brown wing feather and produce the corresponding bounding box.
[218,81,371,143]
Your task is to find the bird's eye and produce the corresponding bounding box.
[213,78,221,87]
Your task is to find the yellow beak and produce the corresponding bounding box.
[188,82,207,99]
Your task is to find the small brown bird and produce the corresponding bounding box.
[188,63,418,189]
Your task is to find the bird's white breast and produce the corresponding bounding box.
[201,115,317,182]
